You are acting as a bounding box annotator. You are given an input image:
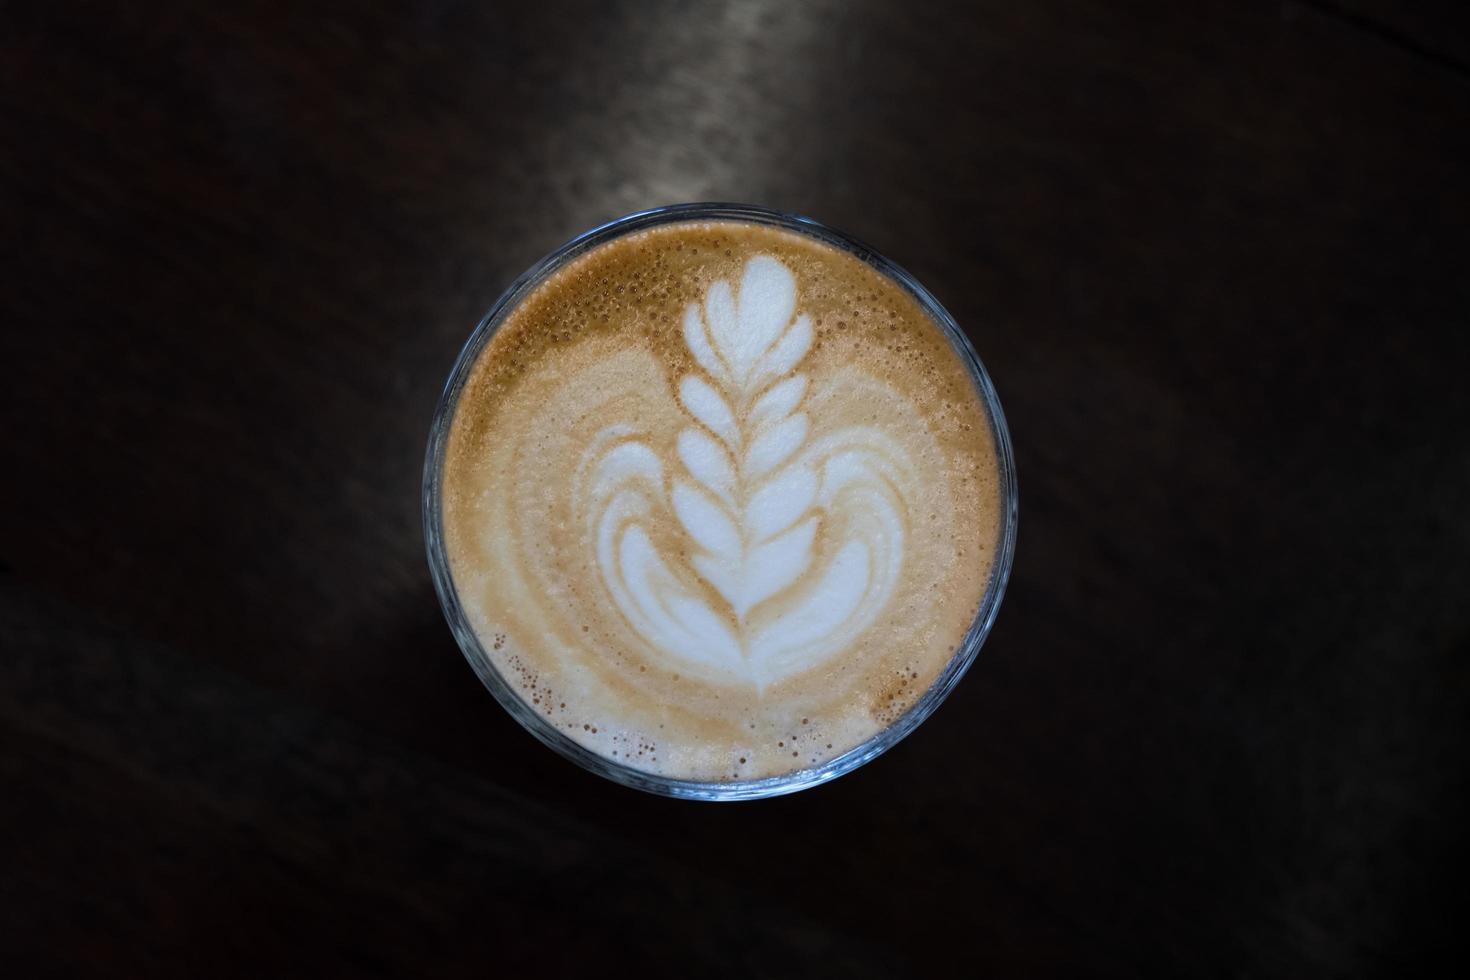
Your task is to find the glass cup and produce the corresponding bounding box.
[423,203,1018,800]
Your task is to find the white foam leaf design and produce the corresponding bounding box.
[676,429,736,507]
[678,376,736,447]
[749,376,807,430]
[744,414,808,480]
[743,517,818,612]
[745,464,817,542]
[580,255,915,690]
[750,314,812,392]
[683,303,727,384]
[671,480,739,559]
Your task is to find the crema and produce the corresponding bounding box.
[438,219,1004,783]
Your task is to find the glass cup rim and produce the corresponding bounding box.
[423,202,1018,801]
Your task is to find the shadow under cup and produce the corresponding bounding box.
[423,203,1018,800]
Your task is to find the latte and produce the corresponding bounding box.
[434,213,1009,789]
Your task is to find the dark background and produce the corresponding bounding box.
[3,1,1468,975]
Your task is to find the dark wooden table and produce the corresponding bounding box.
[3,1,1467,975]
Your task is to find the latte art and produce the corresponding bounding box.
[581,256,915,691]
[438,218,1004,785]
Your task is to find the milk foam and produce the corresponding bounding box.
[580,256,913,691]
[440,221,1001,782]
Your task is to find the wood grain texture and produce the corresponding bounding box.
[2,0,1467,975]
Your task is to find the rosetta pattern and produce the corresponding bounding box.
[577,256,914,690]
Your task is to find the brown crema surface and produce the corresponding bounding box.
[440,220,1001,782]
